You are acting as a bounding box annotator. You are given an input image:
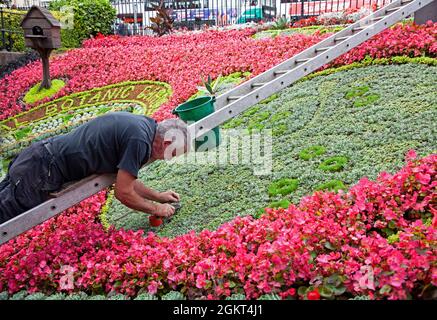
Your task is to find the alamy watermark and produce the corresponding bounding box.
[59,6,74,30]
[164,127,273,176]
[59,265,75,290]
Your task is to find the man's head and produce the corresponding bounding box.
[151,118,189,160]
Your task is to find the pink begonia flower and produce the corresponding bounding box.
[406,150,418,161]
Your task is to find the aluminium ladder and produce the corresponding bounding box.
[0,0,433,245]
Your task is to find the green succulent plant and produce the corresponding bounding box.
[161,291,186,300]
[134,293,159,300]
[299,145,327,160]
[268,178,299,197]
[319,156,348,172]
[316,180,346,193]
[257,293,281,300]
[198,74,223,96]
[225,293,247,300]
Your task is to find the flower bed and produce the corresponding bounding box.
[0,153,435,299]
[0,23,436,300]
[0,23,435,123]
[106,60,437,238]
[0,80,171,175]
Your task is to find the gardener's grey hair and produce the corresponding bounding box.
[156,118,188,145]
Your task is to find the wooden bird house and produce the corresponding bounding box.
[20,6,62,90]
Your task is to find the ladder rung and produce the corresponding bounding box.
[251,82,265,88]
[273,70,288,75]
[334,36,351,41]
[353,26,368,32]
[370,16,384,22]
[386,6,401,13]
[227,96,242,101]
[315,46,331,52]
[295,58,311,63]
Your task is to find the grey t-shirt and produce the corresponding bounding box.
[50,112,157,181]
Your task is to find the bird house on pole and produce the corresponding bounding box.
[20,6,61,91]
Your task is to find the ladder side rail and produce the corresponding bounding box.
[0,173,116,245]
[213,0,416,111]
[190,0,431,139]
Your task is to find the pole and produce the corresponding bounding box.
[38,48,53,90]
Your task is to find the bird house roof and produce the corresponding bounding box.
[20,5,61,28]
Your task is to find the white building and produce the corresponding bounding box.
[9,0,53,8]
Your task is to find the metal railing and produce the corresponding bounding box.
[110,0,393,34]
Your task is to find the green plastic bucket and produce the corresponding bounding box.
[172,96,220,151]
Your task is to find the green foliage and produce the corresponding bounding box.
[64,291,88,300]
[50,0,116,48]
[225,293,247,300]
[100,190,114,230]
[199,74,223,96]
[260,93,279,105]
[317,274,347,299]
[13,126,32,140]
[24,293,47,300]
[191,72,250,101]
[106,63,437,238]
[319,156,348,172]
[1,10,26,52]
[86,295,106,300]
[253,25,345,39]
[354,93,380,107]
[161,291,186,300]
[350,295,371,300]
[268,178,299,197]
[23,79,66,105]
[45,293,67,300]
[108,293,130,300]
[50,10,81,49]
[387,232,400,244]
[0,291,164,300]
[134,293,159,300]
[345,86,369,99]
[147,0,174,36]
[268,199,291,209]
[271,17,289,30]
[257,293,281,300]
[10,291,28,300]
[299,145,326,160]
[315,180,346,193]
[302,56,437,83]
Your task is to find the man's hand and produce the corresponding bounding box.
[115,169,161,215]
[158,190,180,203]
[152,203,175,217]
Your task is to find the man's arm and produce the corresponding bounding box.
[133,180,162,202]
[114,169,175,217]
[133,180,180,203]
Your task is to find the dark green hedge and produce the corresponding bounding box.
[1,10,26,52]
[49,0,116,48]
[2,1,115,51]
